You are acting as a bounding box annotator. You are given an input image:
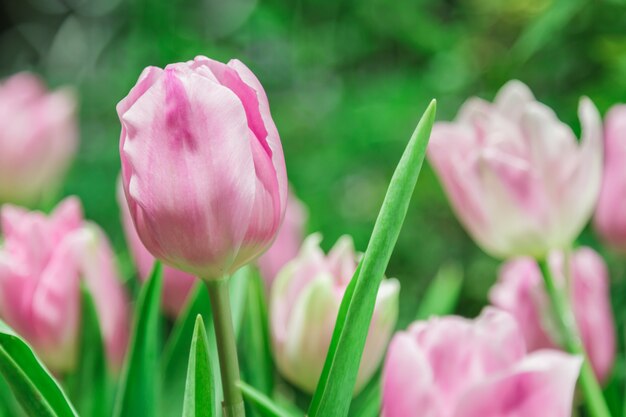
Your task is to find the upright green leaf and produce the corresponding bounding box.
[348,374,381,417]
[113,262,163,417]
[237,381,303,417]
[0,320,77,417]
[182,315,214,417]
[415,262,463,320]
[229,266,251,339]
[308,100,436,417]
[68,285,108,417]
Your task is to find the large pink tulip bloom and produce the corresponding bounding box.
[118,56,288,280]
[257,192,307,288]
[382,308,582,417]
[270,233,399,394]
[0,73,77,206]
[117,181,196,317]
[428,81,602,259]
[594,105,626,251]
[0,198,129,372]
[490,247,616,382]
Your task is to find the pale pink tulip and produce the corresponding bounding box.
[0,198,129,372]
[270,233,399,394]
[490,247,616,382]
[118,56,287,280]
[594,105,626,251]
[428,81,602,258]
[257,191,307,287]
[117,180,196,316]
[0,72,77,206]
[382,308,582,417]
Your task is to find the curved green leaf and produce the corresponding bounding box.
[237,381,303,417]
[415,262,463,320]
[182,315,214,417]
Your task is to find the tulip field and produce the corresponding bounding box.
[1,1,626,417]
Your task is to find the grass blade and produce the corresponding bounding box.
[182,315,214,417]
[308,100,436,417]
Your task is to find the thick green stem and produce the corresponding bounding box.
[205,278,246,417]
[537,258,611,417]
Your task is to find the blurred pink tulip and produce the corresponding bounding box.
[118,56,287,280]
[428,81,602,259]
[490,247,616,382]
[270,233,399,394]
[594,105,626,251]
[257,192,307,287]
[117,180,196,316]
[0,72,77,206]
[0,198,129,372]
[382,308,582,417]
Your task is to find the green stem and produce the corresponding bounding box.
[537,258,611,417]
[205,278,246,417]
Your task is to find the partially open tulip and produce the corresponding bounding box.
[594,105,626,251]
[270,233,399,394]
[0,72,77,206]
[382,308,582,417]
[118,56,287,280]
[428,81,602,259]
[490,247,616,382]
[117,180,196,316]
[257,191,307,287]
[0,198,129,372]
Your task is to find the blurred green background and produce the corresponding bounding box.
[1,0,625,353]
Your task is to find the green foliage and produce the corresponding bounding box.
[308,100,436,417]
[0,320,77,417]
[237,381,303,417]
[113,262,163,417]
[415,262,464,320]
[182,315,215,417]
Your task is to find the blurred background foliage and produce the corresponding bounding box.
[1,0,625,358]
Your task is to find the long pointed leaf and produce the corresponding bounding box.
[182,315,214,417]
[308,100,436,417]
[0,320,77,417]
[237,381,303,417]
[113,262,163,417]
[415,262,463,320]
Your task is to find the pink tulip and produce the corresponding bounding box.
[0,198,129,372]
[257,191,307,287]
[270,233,399,394]
[428,81,602,259]
[117,180,196,316]
[490,247,616,382]
[118,56,287,280]
[382,308,582,417]
[594,105,626,251]
[0,72,77,206]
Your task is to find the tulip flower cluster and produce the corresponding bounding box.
[0,57,624,417]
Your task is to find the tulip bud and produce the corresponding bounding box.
[117,180,196,316]
[428,80,602,259]
[382,308,582,417]
[0,73,78,206]
[0,198,129,372]
[257,191,307,287]
[594,105,626,251]
[118,56,288,280]
[270,233,399,394]
[490,247,616,382]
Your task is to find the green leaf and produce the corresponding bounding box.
[237,381,303,417]
[238,270,273,397]
[415,262,463,320]
[348,374,380,417]
[68,285,109,417]
[229,266,251,340]
[182,315,214,417]
[308,100,436,417]
[0,320,78,417]
[113,261,163,417]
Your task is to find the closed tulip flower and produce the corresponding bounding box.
[117,180,196,316]
[257,191,307,287]
[0,198,129,372]
[382,308,582,417]
[0,73,77,206]
[428,81,602,259]
[594,105,626,251]
[490,247,616,382]
[118,56,287,280]
[270,233,399,394]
